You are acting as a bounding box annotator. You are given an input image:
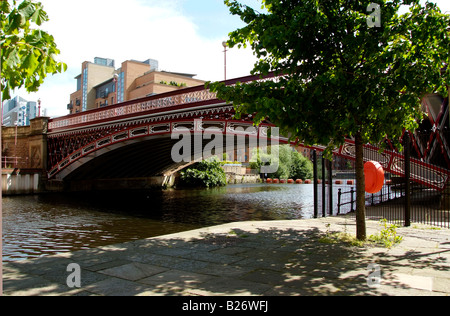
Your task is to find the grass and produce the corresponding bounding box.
[318,231,367,247]
[318,219,404,249]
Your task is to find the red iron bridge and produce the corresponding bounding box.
[46,73,450,192]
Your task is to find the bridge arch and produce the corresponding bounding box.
[49,118,281,188]
[44,73,450,192]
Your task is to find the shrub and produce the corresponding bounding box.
[179,157,227,188]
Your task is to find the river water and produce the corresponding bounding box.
[2,183,337,262]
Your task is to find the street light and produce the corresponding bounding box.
[222,41,228,81]
[37,98,41,117]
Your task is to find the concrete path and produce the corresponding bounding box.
[3,216,450,296]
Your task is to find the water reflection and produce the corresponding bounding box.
[2,183,315,262]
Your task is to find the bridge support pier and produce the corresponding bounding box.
[1,117,49,170]
[1,117,49,195]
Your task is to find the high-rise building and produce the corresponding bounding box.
[2,96,38,126]
[68,58,116,114]
[68,57,206,114]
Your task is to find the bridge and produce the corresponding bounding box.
[2,73,450,193]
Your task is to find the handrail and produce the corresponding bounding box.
[48,73,275,132]
[1,156,28,169]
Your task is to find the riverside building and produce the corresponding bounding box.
[68,57,206,114]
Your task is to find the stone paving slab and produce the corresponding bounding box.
[2,216,450,296]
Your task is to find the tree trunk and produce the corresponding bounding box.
[355,131,367,240]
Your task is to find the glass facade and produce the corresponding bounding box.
[94,57,115,68]
[117,72,125,103]
[96,80,116,99]
[82,67,88,111]
[1,96,37,126]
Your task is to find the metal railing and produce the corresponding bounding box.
[1,156,28,169]
[332,129,450,229]
[337,187,355,214]
[314,143,450,229]
[47,73,280,132]
[337,181,405,215]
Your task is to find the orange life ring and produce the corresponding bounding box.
[364,161,384,194]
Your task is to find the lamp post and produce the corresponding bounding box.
[222,41,228,81]
[37,98,41,117]
[1,99,4,126]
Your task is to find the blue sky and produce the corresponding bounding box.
[178,0,264,38]
[179,0,241,38]
[20,0,261,117]
[13,0,450,118]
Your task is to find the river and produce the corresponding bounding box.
[2,183,353,262]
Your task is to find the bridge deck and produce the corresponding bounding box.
[46,73,450,191]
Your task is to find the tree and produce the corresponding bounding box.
[179,157,228,188]
[251,145,313,180]
[290,148,313,180]
[1,0,66,101]
[209,0,449,240]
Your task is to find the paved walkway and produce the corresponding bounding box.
[3,216,450,296]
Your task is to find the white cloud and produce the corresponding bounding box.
[436,0,450,13]
[15,0,450,118]
[17,0,256,117]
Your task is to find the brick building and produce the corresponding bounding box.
[68,57,206,114]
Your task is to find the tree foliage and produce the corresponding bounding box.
[210,0,449,149]
[250,145,313,180]
[180,157,228,188]
[1,0,66,100]
[208,0,450,240]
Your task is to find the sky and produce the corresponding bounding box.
[11,0,450,118]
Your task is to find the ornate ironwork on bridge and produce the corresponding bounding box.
[45,73,450,192]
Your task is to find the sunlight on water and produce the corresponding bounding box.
[2,183,329,262]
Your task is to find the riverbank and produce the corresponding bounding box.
[2,169,43,195]
[3,216,450,296]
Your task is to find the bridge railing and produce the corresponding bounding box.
[48,73,278,133]
[48,87,217,131]
[337,140,450,192]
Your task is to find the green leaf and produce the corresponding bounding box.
[31,4,48,25]
[5,46,21,68]
[0,1,11,14]
[22,51,39,76]
[18,0,35,19]
[1,0,65,101]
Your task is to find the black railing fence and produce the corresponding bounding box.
[337,187,355,214]
[312,130,450,229]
